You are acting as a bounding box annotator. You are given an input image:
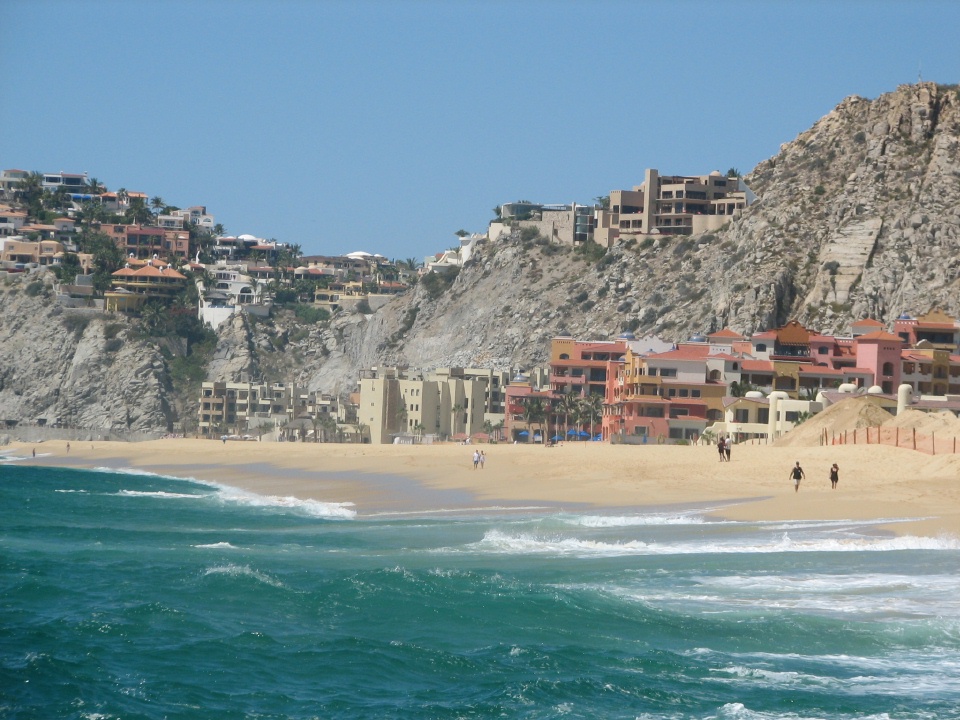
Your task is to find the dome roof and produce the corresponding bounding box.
[238,233,257,241]
[710,170,722,176]
[867,385,884,394]
[689,333,707,343]
[744,391,764,399]
[838,383,857,393]
[619,331,636,340]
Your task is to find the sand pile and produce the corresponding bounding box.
[776,396,893,447]
[883,409,960,437]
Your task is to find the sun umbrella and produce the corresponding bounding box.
[518,430,529,436]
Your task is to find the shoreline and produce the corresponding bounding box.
[7,438,960,537]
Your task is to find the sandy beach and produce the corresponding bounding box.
[10,437,960,537]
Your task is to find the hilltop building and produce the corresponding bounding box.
[594,169,756,246]
[105,258,188,312]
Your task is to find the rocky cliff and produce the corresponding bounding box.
[3,82,959,433]
[0,273,173,434]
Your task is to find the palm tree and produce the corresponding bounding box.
[354,422,368,443]
[579,394,604,440]
[86,177,106,195]
[521,397,546,443]
[558,393,579,439]
[150,196,165,215]
[450,403,463,438]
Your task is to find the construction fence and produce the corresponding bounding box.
[821,426,960,455]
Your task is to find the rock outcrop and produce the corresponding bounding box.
[0,273,172,433]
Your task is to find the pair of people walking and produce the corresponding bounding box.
[717,436,731,462]
[789,462,839,492]
[472,450,486,470]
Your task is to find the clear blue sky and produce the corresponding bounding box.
[2,1,958,260]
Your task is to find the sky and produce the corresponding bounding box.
[3,0,959,261]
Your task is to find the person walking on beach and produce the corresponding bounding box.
[829,463,839,489]
[724,436,731,462]
[66,442,70,453]
[479,450,486,469]
[717,436,726,462]
[790,461,805,492]
[472,449,480,470]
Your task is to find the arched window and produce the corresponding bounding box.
[882,362,894,376]
[559,353,570,360]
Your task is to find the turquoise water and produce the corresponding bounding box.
[2,461,959,719]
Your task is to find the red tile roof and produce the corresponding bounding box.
[708,327,745,339]
[855,330,903,342]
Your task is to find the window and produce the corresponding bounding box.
[691,389,701,398]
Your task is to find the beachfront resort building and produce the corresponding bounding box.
[358,366,513,444]
[197,381,349,440]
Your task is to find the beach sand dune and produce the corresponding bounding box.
[13,437,960,537]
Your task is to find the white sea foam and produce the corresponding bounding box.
[209,483,356,519]
[55,488,89,493]
[91,466,186,479]
[202,563,284,588]
[194,542,238,549]
[711,703,913,720]
[464,529,960,557]
[85,467,356,519]
[563,513,709,527]
[115,489,206,499]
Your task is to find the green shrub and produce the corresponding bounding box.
[355,299,372,315]
[104,338,123,353]
[25,281,44,296]
[62,314,90,338]
[293,305,330,324]
[421,269,458,300]
[104,323,124,340]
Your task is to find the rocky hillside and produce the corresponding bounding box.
[0,273,173,434]
[263,82,960,394]
[3,82,959,433]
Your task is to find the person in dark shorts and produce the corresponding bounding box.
[717,436,726,462]
[829,463,839,489]
[790,461,805,492]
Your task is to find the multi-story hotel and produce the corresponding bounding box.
[593,168,756,246]
[358,366,512,444]
[197,380,344,439]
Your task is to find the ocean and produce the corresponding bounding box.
[2,461,959,720]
